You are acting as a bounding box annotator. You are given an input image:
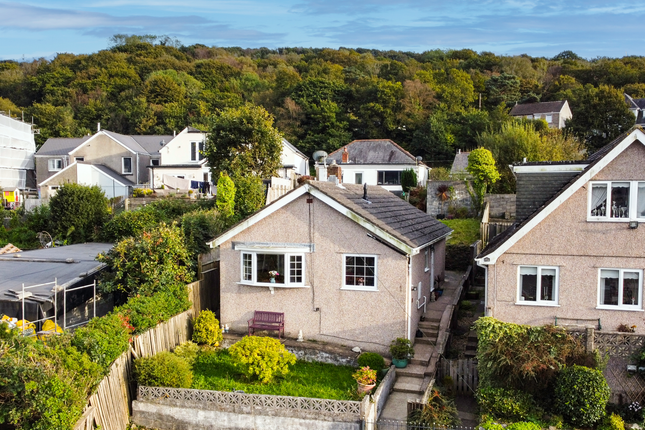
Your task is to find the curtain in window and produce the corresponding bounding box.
[637,183,645,218]
[611,182,630,218]
[623,271,640,305]
[600,269,619,305]
[540,268,556,301]
[520,267,537,301]
[590,184,607,216]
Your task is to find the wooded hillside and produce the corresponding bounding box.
[0,38,640,165]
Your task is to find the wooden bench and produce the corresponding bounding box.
[247,311,285,339]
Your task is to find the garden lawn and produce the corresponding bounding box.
[439,218,480,245]
[191,349,357,400]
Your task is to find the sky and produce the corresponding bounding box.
[1,0,644,61]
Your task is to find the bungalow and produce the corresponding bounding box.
[475,127,645,332]
[509,100,572,129]
[207,180,452,353]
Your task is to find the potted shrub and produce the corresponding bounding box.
[390,338,415,368]
[353,366,377,394]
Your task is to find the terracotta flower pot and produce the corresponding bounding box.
[357,382,376,394]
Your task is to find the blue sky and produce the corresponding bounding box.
[1,0,644,61]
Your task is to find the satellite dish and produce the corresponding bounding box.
[312,150,328,164]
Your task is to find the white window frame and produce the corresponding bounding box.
[48,158,63,171]
[516,265,559,306]
[238,250,306,289]
[597,268,643,311]
[424,249,430,272]
[122,157,133,174]
[545,115,553,123]
[355,172,364,185]
[342,254,378,292]
[588,180,645,222]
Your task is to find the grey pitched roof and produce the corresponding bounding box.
[450,151,470,175]
[131,135,173,155]
[102,130,148,153]
[91,164,135,186]
[186,126,205,133]
[308,181,452,249]
[510,101,567,116]
[625,93,640,109]
[36,136,90,156]
[328,140,421,165]
[282,138,307,159]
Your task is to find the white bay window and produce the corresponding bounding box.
[236,242,311,289]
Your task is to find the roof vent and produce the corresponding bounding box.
[160,139,165,146]
[362,183,371,203]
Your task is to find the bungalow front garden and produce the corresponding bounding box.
[133,311,387,402]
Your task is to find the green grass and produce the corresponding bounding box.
[440,218,480,245]
[191,349,359,400]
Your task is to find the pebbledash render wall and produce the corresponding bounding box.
[219,192,444,354]
[486,142,645,331]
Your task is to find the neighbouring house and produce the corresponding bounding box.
[509,100,572,129]
[324,139,428,193]
[0,113,36,207]
[624,93,645,125]
[206,180,452,354]
[264,139,310,205]
[475,127,645,332]
[35,127,213,199]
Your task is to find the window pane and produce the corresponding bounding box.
[355,173,363,185]
[600,270,619,305]
[290,255,302,283]
[383,171,401,185]
[520,267,537,301]
[623,271,640,306]
[256,254,284,283]
[199,142,205,160]
[191,142,197,161]
[611,182,630,218]
[243,253,252,281]
[123,158,132,173]
[345,256,375,287]
[590,184,607,217]
[540,268,556,301]
[638,183,645,218]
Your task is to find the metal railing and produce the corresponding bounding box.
[20,279,57,336]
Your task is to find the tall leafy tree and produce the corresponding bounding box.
[466,148,500,214]
[204,104,283,179]
[49,183,109,243]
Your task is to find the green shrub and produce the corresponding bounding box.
[116,283,191,333]
[192,310,223,347]
[134,351,193,388]
[357,352,385,371]
[478,418,504,430]
[71,313,132,368]
[229,336,296,383]
[49,183,109,243]
[132,188,153,197]
[174,341,200,365]
[102,206,160,241]
[506,422,541,430]
[597,413,625,430]
[553,365,610,427]
[401,168,418,193]
[181,208,226,258]
[476,387,534,421]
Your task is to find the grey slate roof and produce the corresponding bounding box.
[450,151,470,175]
[102,130,148,153]
[308,181,452,249]
[91,164,135,186]
[515,171,581,222]
[328,140,421,165]
[510,101,567,116]
[36,136,90,156]
[131,135,173,155]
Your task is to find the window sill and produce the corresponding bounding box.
[341,286,379,292]
[587,218,639,223]
[236,282,309,289]
[515,301,559,307]
[596,306,643,312]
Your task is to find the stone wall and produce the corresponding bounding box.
[484,194,516,219]
[426,181,472,217]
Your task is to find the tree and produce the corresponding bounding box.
[466,148,500,214]
[564,84,635,153]
[485,73,521,107]
[49,183,109,243]
[401,168,418,194]
[233,175,266,218]
[216,173,235,218]
[204,104,283,179]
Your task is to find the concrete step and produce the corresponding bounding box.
[425,353,439,376]
[414,336,436,345]
[395,363,426,378]
[418,321,440,330]
[392,375,425,394]
[423,310,443,322]
[411,343,433,366]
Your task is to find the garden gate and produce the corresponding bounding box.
[437,358,478,395]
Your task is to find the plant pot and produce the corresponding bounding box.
[357,382,376,394]
[392,357,408,368]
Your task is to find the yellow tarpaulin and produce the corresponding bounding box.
[3,191,14,203]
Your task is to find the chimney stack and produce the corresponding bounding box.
[327,159,342,183]
[341,146,349,163]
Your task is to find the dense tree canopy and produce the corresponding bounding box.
[0,42,643,164]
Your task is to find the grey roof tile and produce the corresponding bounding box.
[510,101,567,116]
[308,181,452,249]
[327,140,422,165]
[91,164,135,186]
[131,135,173,154]
[450,152,470,175]
[36,136,90,156]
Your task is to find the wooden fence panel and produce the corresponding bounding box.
[437,358,478,395]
